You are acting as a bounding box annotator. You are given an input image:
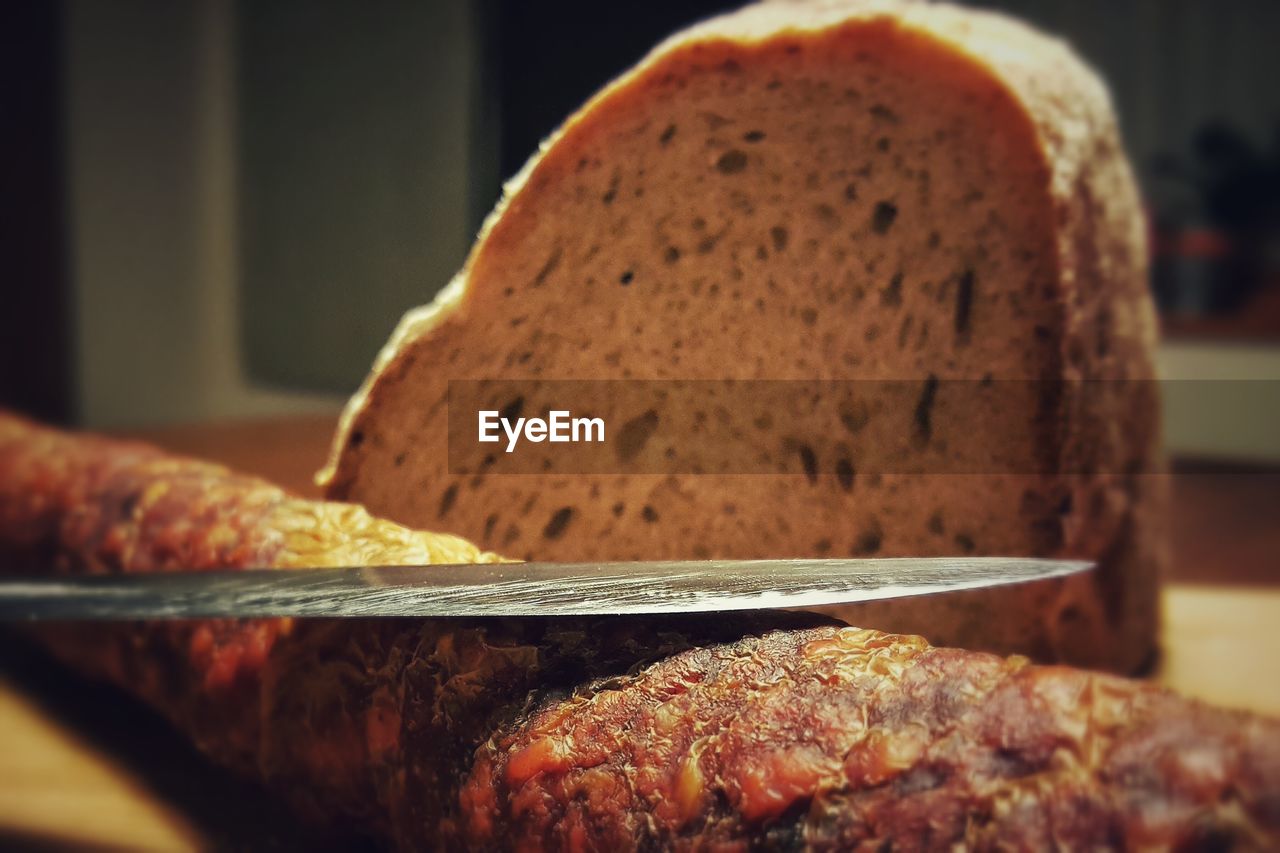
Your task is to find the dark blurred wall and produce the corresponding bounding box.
[976,0,1280,220]
[237,0,487,393]
[491,1,732,180]
[0,3,73,423]
[65,0,340,427]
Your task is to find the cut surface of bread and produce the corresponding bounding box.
[321,0,1165,671]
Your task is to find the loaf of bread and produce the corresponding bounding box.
[320,0,1165,672]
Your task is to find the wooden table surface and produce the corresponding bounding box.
[0,415,1277,850]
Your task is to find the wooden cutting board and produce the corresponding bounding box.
[0,584,1276,850]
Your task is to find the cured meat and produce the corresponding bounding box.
[1,412,1277,850]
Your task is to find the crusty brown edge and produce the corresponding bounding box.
[318,0,1164,673]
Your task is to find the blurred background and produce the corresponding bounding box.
[2,0,1279,461]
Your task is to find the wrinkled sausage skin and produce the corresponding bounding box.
[1,413,1277,850]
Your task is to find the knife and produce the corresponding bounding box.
[0,557,1089,620]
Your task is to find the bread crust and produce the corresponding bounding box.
[321,0,1164,672]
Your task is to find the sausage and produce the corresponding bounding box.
[1,412,1277,850]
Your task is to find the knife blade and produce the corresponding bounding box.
[0,557,1089,621]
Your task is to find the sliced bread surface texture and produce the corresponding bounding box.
[321,0,1165,672]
